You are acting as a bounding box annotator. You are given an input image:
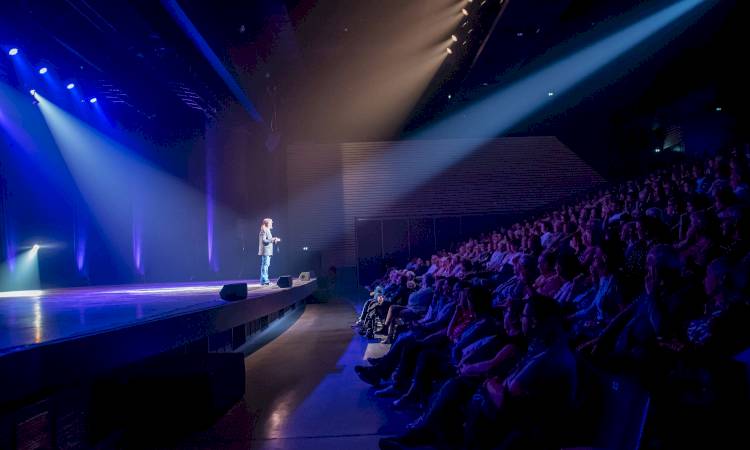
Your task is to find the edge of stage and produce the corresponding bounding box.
[0,278,317,408]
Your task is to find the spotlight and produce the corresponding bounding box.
[39,67,48,75]
[548,91,555,96]
[66,83,75,90]
[446,47,453,55]
[451,34,458,42]
[89,97,97,103]
[8,48,18,56]
[32,244,40,251]
[715,107,722,111]
[461,8,469,16]
[654,148,661,153]
[302,246,309,251]
[29,89,36,96]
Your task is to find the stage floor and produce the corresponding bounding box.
[0,279,306,356]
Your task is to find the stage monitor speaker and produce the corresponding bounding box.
[220,283,247,301]
[299,271,314,281]
[277,275,292,288]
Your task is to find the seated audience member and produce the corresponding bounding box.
[391,286,496,407]
[582,245,700,374]
[463,295,577,450]
[731,166,750,204]
[354,282,465,387]
[685,257,750,356]
[533,250,564,297]
[380,298,527,448]
[621,221,648,300]
[568,247,623,341]
[678,211,720,278]
[424,255,440,276]
[379,274,435,343]
[553,251,585,305]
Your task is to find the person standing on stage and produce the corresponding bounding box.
[259,218,281,285]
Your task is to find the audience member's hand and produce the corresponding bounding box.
[459,362,483,377]
[485,377,505,409]
[577,337,599,354]
[657,338,686,352]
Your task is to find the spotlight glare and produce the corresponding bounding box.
[89,97,97,103]
[8,48,18,56]
[461,8,469,16]
[654,148,661,153]
[446,47,453,55]
[548,91,555,96]
[66,83,75,90]
[29,89,36,96]
[451,34,458,42]
[32,244,40,251]
[39,67,48,75]
[715,107,722,111]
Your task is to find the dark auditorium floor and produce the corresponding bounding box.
[175,296,412,450]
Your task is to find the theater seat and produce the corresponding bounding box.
[561,358,650,450]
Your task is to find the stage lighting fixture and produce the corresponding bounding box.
[451,34,458,42]
[461,8,469,16]
[29,89,36,96]
[8,48,18,56]
[32,244,40,251]
[89,97,97,103]
[446,47,453,54]
[548,91,555,96]
[66,83,75,90]
[39,67,48,75]
[654,148,661,153]
[715,107,722,111]
[302,246,309,251]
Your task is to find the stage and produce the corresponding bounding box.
[0,278,317,408]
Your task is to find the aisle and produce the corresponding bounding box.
[177,297,411,450]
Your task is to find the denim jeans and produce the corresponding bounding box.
[260,255,271,284]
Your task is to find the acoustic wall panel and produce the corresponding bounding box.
[287,137,605,268]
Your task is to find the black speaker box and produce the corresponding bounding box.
[220,283,247,301]
[277,275,292,288]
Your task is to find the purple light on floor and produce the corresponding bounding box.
[206,144,219,272]
[132,209,144,276]
[75,228,86,272]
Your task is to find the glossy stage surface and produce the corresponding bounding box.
[0,279,295,356]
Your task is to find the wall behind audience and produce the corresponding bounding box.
[287,136,605,269]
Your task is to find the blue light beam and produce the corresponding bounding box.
[162,0,263,122]
[371,0,711,198]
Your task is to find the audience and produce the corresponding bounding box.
[348,146,750,449]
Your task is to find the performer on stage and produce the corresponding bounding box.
[259,218,281,285]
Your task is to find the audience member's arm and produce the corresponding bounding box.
[460,343,519,377]
[418,327,448,344]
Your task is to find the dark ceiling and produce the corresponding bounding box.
[1,0,746,155]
